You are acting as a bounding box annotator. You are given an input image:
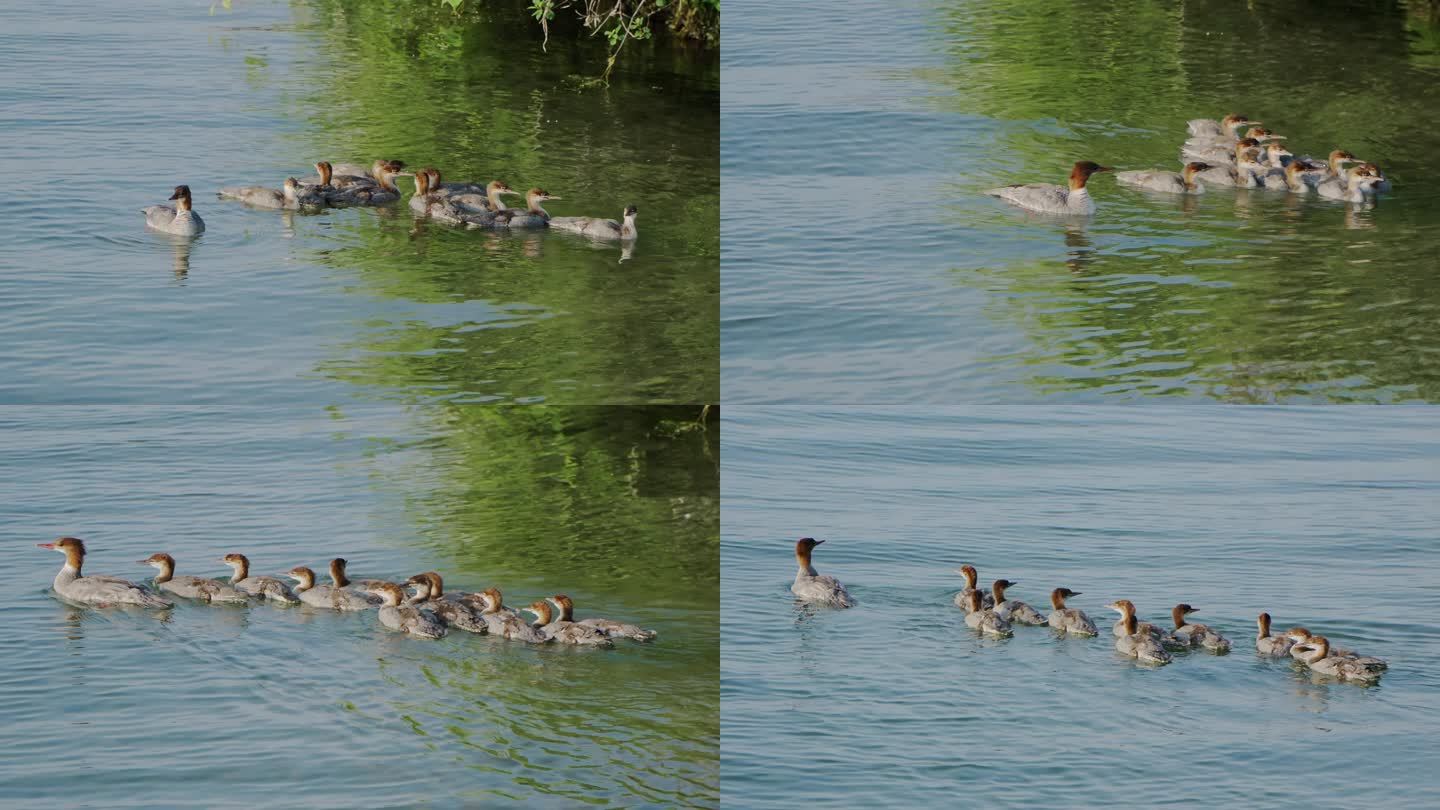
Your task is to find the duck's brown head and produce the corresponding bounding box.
[1069,161,1112,189]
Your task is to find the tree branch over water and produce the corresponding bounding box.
[442,0,719,82]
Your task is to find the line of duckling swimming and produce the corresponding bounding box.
[38,537,654,647]
[789,538,1386,683]
[986,112,1389,215]
[142,158,638,242]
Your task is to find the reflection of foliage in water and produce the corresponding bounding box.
[935,0,1440,402]
[363,403,719,600]
[297,0,718,404]
[350,403,718,802]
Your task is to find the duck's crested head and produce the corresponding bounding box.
[1221,114,1254,128]
[1072,161,1111,177]
[527,187,559,202]
[523,600,553,623]
[477,586,503,610]
[414,168,432,195]
[369,581,404,605]
[487,180,515,195]
[38,536,85,554]
[221,552,248,565]
[169,185,192,201]
[286,565,315,584]
[624,204,638,217]
[1105,598,1135,614]
[796,537,824,552]
[139,552,174,567]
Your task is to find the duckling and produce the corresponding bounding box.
[990,579,1046,626]
[1168,604,1231,653]
[502,188,560,228]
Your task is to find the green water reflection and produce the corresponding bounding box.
[299,0,718,405]
[938,0,1440,402]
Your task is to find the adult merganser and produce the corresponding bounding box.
[1115,162,1211,194]
[404,573,487,634]
[549,594,656,642]
[790,538,853,608]
[143,185,205,235]
[38,537,172,608]
[1169,604,1231,653]
[963,589,1012,636]
[990,579,1046,625]
[466,588,548,642]
[1106,600,1172,665]
[952,564,994,612]
[1046,588,1098,635]
[1254,613,1293,657]
[139,552,248,604]
[549,205,639,240]
[367,582,446,639]
[286,566,379,611]
[1292,635,1382,683]
[523,600,613,647]
[985,161,1112,215]
[221,553,299,604]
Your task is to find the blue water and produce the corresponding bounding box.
[722,405,1440,806]
[0,0,717,805]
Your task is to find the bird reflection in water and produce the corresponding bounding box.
[1062,224,1096,275]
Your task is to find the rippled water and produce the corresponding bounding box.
[4,0,717,406]
[1,0,717,805]
[723,0,1440,403]
[3,405,718,806]
[722,406,1440,807]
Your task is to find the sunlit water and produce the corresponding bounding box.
[0,0,717,805]
[723,0,1440,403]
[2,405,718,806]
[721,406,1440,807]
[4,0,717,406]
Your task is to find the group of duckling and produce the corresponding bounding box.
[141,158,638,241]
[986,112,1390,216]
[1121,112,1390,201]
[41,537,654,647]
[791,539,1385,683]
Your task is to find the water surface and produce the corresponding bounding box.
[4,0,718,405]
[0,0,717,804]
[3,404,718,807]
[723,0,1440,403]
[722,406,1440,807]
